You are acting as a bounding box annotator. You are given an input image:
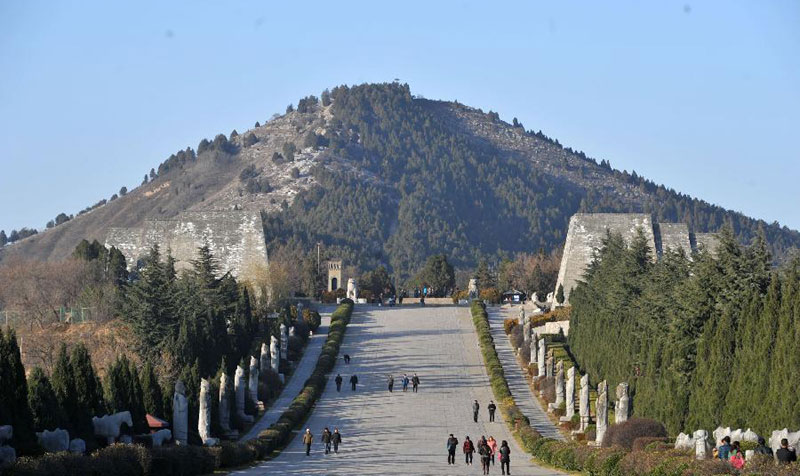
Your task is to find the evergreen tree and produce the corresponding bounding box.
[555,284,564,305]
[0,230,6,246]
[140,361,164,418]
[0,329,37,453]
[119,186,127,196]
[27,367,67,431]
[51,343,77,434]
[103,355,147,433]
[766,262,800,429]
[474,259,494,289]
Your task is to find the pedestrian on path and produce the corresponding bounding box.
[387,375,394,392]
[463,436,475,465]
[499,440,511,475]
[335,374,343,392]
[487,436,498,465]
[344,354,351,364]
[479,438,491,475]
[303,428,314,456]
[350,374,358,391]
[322,427,332,454]
[473,400,480,422]
[488,400,497,422]
[446,434,458,465]
[402,373,409,392]
[412,373,420,392]
[332,428,342,453]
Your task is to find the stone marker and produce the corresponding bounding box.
[537,338,546,377]
[173,381,189,445]
[235,364,254,423]
[93,411,133,445]
[596,380,609,445]
[555,360,565,407]
[68,438,85,454]
[270,335,280,374]
[36,428,69,453]
[248,356,260,407]
[562,366,575,422]
[280,324,288,360]
[579,374,590,432]
[530,336,538,364]
[198,378,219,446]
[219,371,236,437]
[260,343,269,376]
[615,382,629,424]
[694,429,711,459]
[523,319,531,345]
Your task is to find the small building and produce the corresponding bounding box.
[502,289,527,304]
[327,259,343,291]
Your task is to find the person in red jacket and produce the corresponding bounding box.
[463,436,475,465]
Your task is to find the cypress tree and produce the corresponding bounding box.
[104,355,147,433]
[0,329,37,454]
[766,263,799,428]
[51,343,77,435]
[140,361,164,418]
[27,367,68,431]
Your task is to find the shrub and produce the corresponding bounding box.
[479,287,501,303]
[519,341,531,365]
[503,318,518,334]
[302,309,321,332]
[631,436,672,452]
[150,445,216,476]
[90,444,151,476]
[451,289,468,303]
[539,377,555,403]
[602,418,667,450]
[509,324,523,349]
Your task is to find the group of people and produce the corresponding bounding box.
[333,354,358,391]
[716,436,797,469]
[387,373,420,392]
[473,400,497,422]
[302,427,343,456]
[447,434,511,475]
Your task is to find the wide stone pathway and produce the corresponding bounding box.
[232,306,562,475]
[240,310,333,441]
[488,307,564,440]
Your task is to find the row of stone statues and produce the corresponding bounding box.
[675,426,800,460]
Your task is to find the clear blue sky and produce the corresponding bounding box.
[1,0,798,233]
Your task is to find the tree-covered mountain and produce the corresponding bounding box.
[3,82,799,280]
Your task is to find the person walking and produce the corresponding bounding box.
[335,374,343,392]
[387,375,394,392]
[402,374,410,392]
[350,374,358,391]
[479,438,491,475]
[412,373,420,392]
[487,436,498,465]
[473,400,480,423]
[499,440,511,475]
[332,428,342,453]
[488,400,497,422]
[777,438,798,464]
[344,354,351,364]
[321,427,332,454]
[446,433,459,465]
[302,428,314,456]
[463,436,475,465]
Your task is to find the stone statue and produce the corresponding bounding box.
[172,381,188,445]
[68,438,85,454]
[564,366,575,420]
[545,354,554,378]
[530,336,538,364]
[151,429,172,447]
[0,426,11,443]
[537,338,546,377]
[270,335,280,374]
[674,432,693,450]
[596,380,609,445]
[92,411,133,445]
[519,307,526,326]
[0,426,14,467]
[523,319,531,345]
[235,364,253,423]
[280,324,288,360]
[198,378,218,446]
[615,382,629,424]
[579,374,590,432]
[694,429,711,459]
[218,371,237,438]
[555,360,565,407]
[260,343,269,376]
[248,356,260,406]
[468,278,479,300]
[36,428,69,453]
[347,278,358,301]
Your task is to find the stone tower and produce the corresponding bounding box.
[327,259,343,291]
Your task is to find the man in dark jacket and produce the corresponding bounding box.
[335,374,343,392]
[473,400,480,422]
[777,438,798,464]
[332,428,342,453]
[463,436,475,465]
[387,375,394,392]
[412,373,420,392]
[754,436,773,457]
[321,427,332,454]
[446,434,458,465]
[350,374,358,391]
[488,400,497,422]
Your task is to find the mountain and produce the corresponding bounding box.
[3,82,799,280]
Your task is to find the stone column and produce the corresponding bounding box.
[579,374,590,432]
[259,343,269,376]
[270,335,280,374]
[172,380,188,445]
[537,338,546,377]
[530,336,538,364]
[563,366,575,421]
[545,354,554,378]
[248,356,260,407]
[218,371,236,437]
[235,365,253,423]
[596,380,609,445]
[280,324,288,360]
[198,378,218,446]
[694,430,710,459]
[555,360,565,407]
[615,382,630,424]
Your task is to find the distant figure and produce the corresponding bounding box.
[332,428,342,453]
[479,438,491,474]
[343,354,351,364]
[463,436,475,465]
[488,400,497,422]
[321,427,332,454]
[473,400,480,423]
[499,440,511,475]
[350,374,358,391]
[402,374,409,392]
[412,373,420,392]
[446,433,459,465]
[335,374,343,392]
[729,441,745,469]
[754,436,773,457]
[717,435,731,460]
[487,436,498,465]
[387,375,394,392]
[303,428,314,456]
[777,438,798,464]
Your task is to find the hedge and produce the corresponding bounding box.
[2,302,355,476]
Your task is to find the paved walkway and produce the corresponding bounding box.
[232,306,562,475]
[240,310,333,441]
[488,307,564,440]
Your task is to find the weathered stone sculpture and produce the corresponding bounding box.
[694,430,711,459]
[579,374,590,432]
[545,354,554,378]
[555,360,565,407]
[519,307,526,326]
[198,378,219,446]
[596,380,609,445]
[172,381,188,445]
[235,365,254,423]
[523,319,531,345]
[248,356,260,406]
[537,338,546,377]
[260,343,269,376]
[270,335,280,374]
[563,366,575,421]
[68,438,85,454]
[280,324,288,360]
[741,428,759,442]
[530,336,538,364]
[151,429,172,447]
[0,426,14,467]
[347,278,358,301]
[218,371,237,438]
[615,382,629,424]
[468,278,479,300]
[0,427,11,443]
[93,411,133,445]
[769,428,800,454]
[674,432,693,450]
[36,428,69,453]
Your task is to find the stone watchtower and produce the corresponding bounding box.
[327,260,343,291]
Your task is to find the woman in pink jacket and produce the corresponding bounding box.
[487,436,498,465]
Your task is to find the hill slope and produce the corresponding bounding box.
[4,83,799,279]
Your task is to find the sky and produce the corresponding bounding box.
[1,0,799,233]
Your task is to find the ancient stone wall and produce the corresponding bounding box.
[105,210,268,278]
[657,222,692,257]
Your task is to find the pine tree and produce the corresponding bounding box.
[766,262,799,428]
[474,259,494,289]
[103,355,147,433]
[140,361,164,418]
[27,367,67,431]
[51,343,77,434]
[0,329,37,453]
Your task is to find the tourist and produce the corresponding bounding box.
[717,435,731,460]
[303,428,314,456]
[777,438,798,464]
[499,440,511,475]
[321,427,332,454]
[446,433,459,465]
[335,374,343,392]
[332,428,342,453]
[488,400,497,422]
[344,354,351,364]
[350,374,358,391]
[463,435,475,465]
[402,373,409,392]
[754,436,773,457]
[473,400,480,422]
[729,441,745,469]
[412,373,420,392]
[387,374,394,392]
[479,438,491,475]
[487,436,498,465]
